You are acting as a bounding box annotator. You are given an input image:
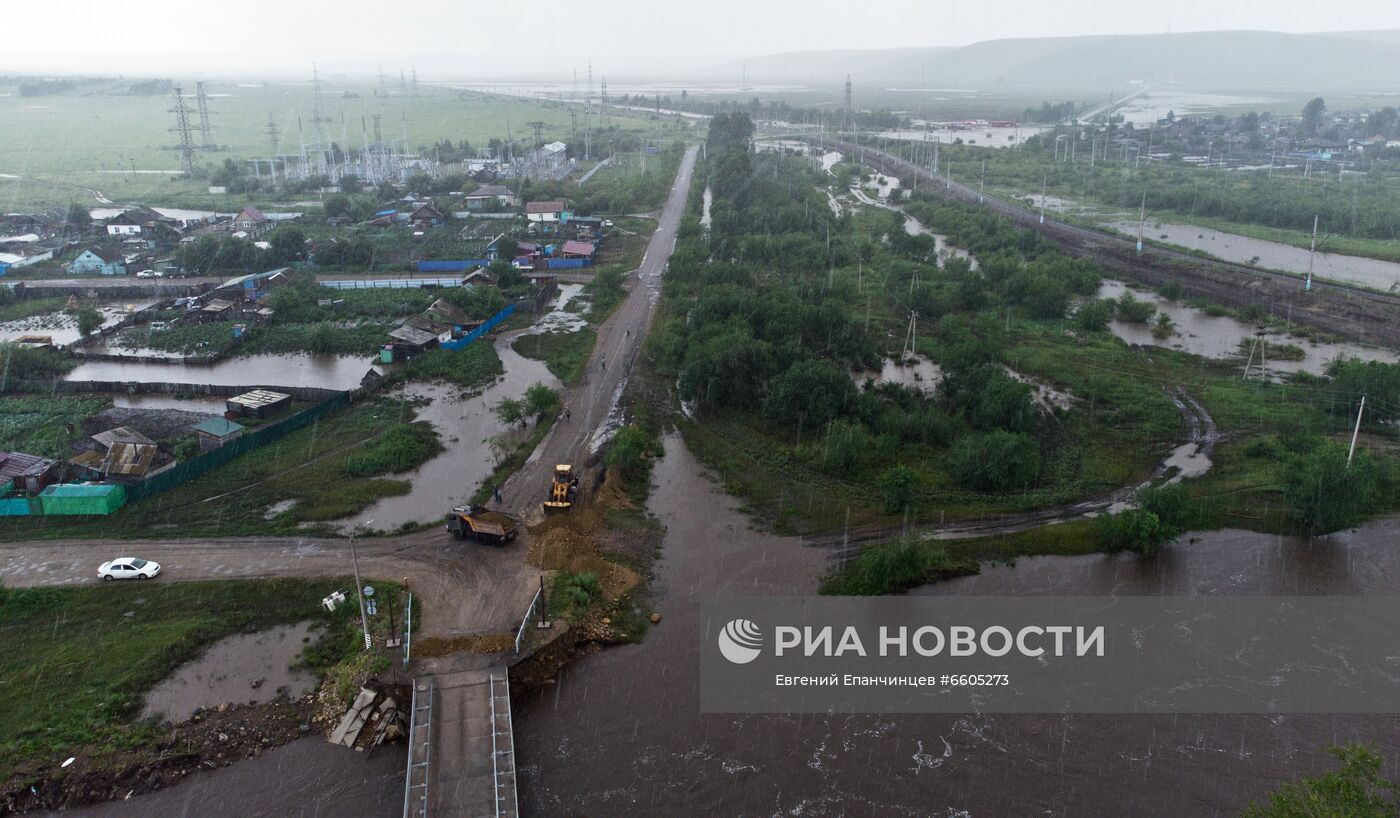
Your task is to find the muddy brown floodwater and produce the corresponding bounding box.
[141,622,319,723]
[40,737,405,818]
[63,353,377,390]
[514,433,1400,817]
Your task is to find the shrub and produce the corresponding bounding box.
[820,538,978,595]
[606,424,656,483]
[879,464,919,515]
[1075,299,1113,332]
[1284,441,1386,535]
[340,422,442,478]
[1096,508,1175,555]
[949,430,1041,491]
[1114,291,1157,323]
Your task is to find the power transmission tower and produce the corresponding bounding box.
[195,81,215,147]
[168,86,198,175]
[529,120,545,149]
[411,66,418,94]
[600,76,610,125]
[265,113,280,179]
[843,74,853,132]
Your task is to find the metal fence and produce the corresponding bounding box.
[441,304,515,352]
[124,391,352,504]
[513,585,543,655]
[403,676,435,818]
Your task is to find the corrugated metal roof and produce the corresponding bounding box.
[228,389,290,409]
[0,452,57,481]
[104,442,157,476]
[525,201,565,213]
[388,325,440,346]
[193,417,245,437]
[92,427,156,449]
[561,240,595,256]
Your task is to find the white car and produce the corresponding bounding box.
[602,219,615,228]
[135,269,157,278]
[98,557,161,581]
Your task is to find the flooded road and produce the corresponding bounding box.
[1107,218,1400,290]
[63,353,376,390]
[514,433,1400,816]
[1097,279,1400,375]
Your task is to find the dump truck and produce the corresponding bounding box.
[543,464,580,513]
[445,505,520,545]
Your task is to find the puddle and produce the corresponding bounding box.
[1104,219,1400,290]
[141,621,319,723]
[110,394,227,413]
[64,354,378,390]
[852,354,943,395]
[263,499,298,520]
[700,187,712,228]
[849,187,978,269]
[1002,366,1075,411]
[1096,279,1400,375]
[526,283,588,334]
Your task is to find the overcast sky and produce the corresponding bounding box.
[5,0,1400,78]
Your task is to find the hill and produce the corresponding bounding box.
[723,30,1400,91]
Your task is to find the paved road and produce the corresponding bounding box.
[501,145,699,517]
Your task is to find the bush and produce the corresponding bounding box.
[340,422,442,478]
[765,359,857,428]
[879,464,919,515]
[949,430,1041,491]
[1284,441,1386,535]
[1096,508,1175,555]
[1114,291,1157,323]
[820,538,977,595]
[551,571,600,618]
[1075,299,1114,332]
[607,424,655,483]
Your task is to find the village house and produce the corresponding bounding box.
[69,427,175,483]
[193,417,245,452]
[464,185,519,210]
[408,203,446,228]
[69,246,127,276]
[104,207,163,236]
[0,451,61,494]
[231,206,271,238]
[525,201,569,224]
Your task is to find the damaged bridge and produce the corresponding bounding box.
[403,669,518,818]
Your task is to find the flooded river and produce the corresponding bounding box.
[514,432,1400,816]
[1107,218,1400,290]
[63,353,377,390]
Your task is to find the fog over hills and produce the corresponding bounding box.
[722,29,1400,91]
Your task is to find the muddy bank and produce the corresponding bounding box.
[7,696,320,816]
[513,433,1400,817]
[141,622,319,723]
[28,735,404,818]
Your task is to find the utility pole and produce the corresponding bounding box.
[349,519,374,650]
[1039,174,1047,224]
[1306,214,1319,292]
[1348,396,1367,467]
[1136,192,1146,254]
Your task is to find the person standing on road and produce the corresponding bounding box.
[493,485,503,504]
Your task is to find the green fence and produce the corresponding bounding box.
[123,392,353,505]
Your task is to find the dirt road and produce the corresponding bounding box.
[500,145,699,518]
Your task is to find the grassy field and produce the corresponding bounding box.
[0,79,677,210]
[513,328,596,386]
[0,577,374,780]
[0,397,440,539]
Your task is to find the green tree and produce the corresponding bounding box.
[879,465,919,515]
[1301,96,1328,137]
[765,359,856,428]
[65,202,89,227]
[495,397,526,427]
[1243,744,1399,818]
[522,383,560,418]
[1096,508,1175,555]
[606,424,655,482]
[338,174,363,195]
[73,307,103,338]
[1284,441,1385,535]
[1075,299,1113,332]
[268,227,306,265]
[322,193,352,219]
